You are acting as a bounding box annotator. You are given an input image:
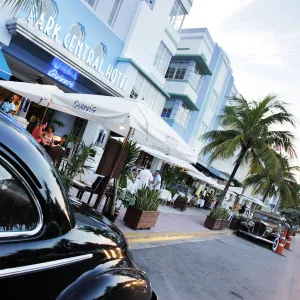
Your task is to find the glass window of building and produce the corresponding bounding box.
[145,0,156,9]
[130,73,166,115]
[130,73,144,99]
[165,62,188,80]
[175,103,191,128]
[189,65,203,92]
[108,0,122,26]
[153,42,172,76]
[210,90,218,110]
[161,100,175,118]
[152,92,166,115]
[169,0,186,31]
[198,122,208,139]
[84,0,97,9]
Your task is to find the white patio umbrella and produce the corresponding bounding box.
[51,93,198,163]
[0,81,81,123]
[187,170,223,189]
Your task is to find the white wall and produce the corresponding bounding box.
[52,111,76,137]
[202,60,228,129]
[0,5,13,46]
[122,0,178,86]
[81,0,139,41]
[164,80,198,104]
[179,29,215,64]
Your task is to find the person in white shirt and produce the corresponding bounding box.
[153,170,162,190]
[137,168,153,190]
[0,97,15,116]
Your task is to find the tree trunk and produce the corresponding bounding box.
[109,178,119,218]
[262,189,270,203]
[217,150,246,207]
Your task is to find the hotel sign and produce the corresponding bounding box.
[31,13,128,91]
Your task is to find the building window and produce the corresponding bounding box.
[108,0,122,26]
[210,90,218,110]
[189,65,203,92]
[198,122,208,139]
[169,0,186,31]
[130,73,144,99]
[175,103,191,128]
[84,0,97,9]
[0,159,40,234]
[161,100,175,118]
[153,42,172,76]
[130,73,167,115]
[165,61,188,80]
[145,0,155,9]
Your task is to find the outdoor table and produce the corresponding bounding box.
[126,180,136,194]
[196,198,205,208]
[160,189,172,205]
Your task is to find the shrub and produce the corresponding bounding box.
[134,187,161,211]
[209,207,230,220]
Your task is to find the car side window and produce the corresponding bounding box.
[0,160,40,234]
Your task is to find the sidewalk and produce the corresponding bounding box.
[69,188,233,243]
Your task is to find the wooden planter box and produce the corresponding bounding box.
[173,199,188,212]
[123,206,160,230]
[219,220,230,230]
[204,215,228,230]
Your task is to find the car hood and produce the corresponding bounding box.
[69,197,127,249]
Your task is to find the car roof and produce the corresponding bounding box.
[253,210,286,221]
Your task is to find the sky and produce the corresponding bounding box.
[184,0,300,171]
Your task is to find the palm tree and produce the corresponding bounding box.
[2,0,44,15]
[201,94,296,206]
[244,153,300,206]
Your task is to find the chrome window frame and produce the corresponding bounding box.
[0,157,43,238]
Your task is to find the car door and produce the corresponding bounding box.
[0,155,91,299]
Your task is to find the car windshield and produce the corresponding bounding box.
[253,212,280,224]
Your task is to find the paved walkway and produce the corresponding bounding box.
[69,188,219,238]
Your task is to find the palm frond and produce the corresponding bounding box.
[2,0,43,15]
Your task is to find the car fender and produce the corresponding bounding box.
[58,268,153,300]
[238,223,248,232]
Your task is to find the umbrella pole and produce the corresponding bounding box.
[40,99,51,125]
[94,127,133,210]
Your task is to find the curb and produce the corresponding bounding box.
[125,229,234,244]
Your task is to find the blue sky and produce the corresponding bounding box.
[185,0,300,168]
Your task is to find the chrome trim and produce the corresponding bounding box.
[0,254,93,279]
[239,230,273,244]
[0,157,43,238]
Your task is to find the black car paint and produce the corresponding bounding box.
[0,112,154,299]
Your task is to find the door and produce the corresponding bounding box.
[0,155,91,299]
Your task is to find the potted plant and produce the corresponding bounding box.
[204,207,230,230]
[123,187,160,230]
[59,140,95,191]
[173,195,188,212]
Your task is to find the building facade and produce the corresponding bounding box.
[161,27,241,180]
[0,0,246,181]
[0,0,195,172]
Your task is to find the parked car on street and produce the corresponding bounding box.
[0,111,156,300]
[237,210,287,252]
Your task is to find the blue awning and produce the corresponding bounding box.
[0,50,11,80]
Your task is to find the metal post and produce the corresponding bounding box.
[40,99,51,125]
[93,127,133,210]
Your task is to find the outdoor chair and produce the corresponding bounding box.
[48,145,65,169]
[73,175,104,205]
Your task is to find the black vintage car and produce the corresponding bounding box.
[0,111,156,300]
[237,210,287,252]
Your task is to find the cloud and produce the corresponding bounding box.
[184,0,258,29]
[219,30,284,67]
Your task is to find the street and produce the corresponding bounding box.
[132,234,300,300]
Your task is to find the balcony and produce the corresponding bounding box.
[164,80,198,110]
